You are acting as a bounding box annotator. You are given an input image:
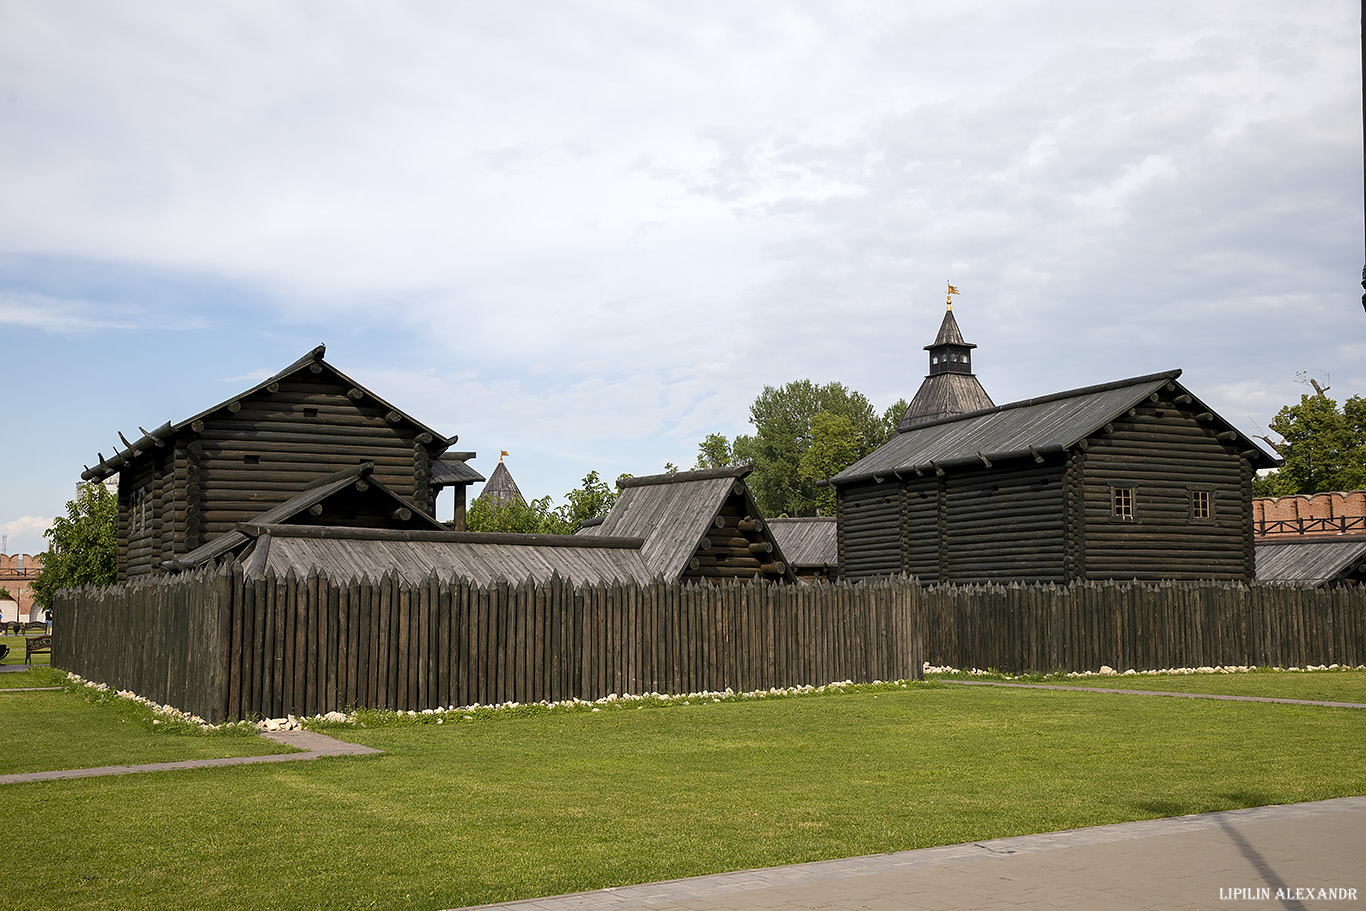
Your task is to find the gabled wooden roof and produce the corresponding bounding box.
[1255,536,1366,586]
[238,525,651,587]
[580,466,796,582]
[82,344,453,481]
[163,463,441,571]
[835,369,1280,486]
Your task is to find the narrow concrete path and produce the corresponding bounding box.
[939,678,1366,708]
[455,798,1366,911]
[0,730,380,786]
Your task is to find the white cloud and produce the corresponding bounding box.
[0,0,1361,527]
[1,516,53,557]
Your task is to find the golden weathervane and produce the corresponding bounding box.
[946,282,960,309]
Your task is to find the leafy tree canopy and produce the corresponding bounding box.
[32,482,118,607]
[1251,377,1366,496]
[696,380,905,517]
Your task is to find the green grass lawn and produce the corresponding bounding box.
[933,668,1366,703]
[0,678,1362,911]
[0,681,298,775]
[0,632,50,666]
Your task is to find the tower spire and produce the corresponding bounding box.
[898,287,994,429]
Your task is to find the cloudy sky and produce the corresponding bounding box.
[1,0,1362,556]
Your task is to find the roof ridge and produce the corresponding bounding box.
[617,464,753,489]
[897,369,1182,434]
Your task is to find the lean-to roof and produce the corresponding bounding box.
[1254,536,1366,586]
[239,525,652,587]
[766,518,837,570]
[431,453,485,487]
[835,369,1278,486]
[163,463,441,571]
[82,344,452,482]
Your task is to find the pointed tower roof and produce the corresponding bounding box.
[900,299,994,430]
[928,307,974,349]
[478,460,524,508]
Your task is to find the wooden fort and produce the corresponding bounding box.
[81,345,468,581]
[830,308,1281,584]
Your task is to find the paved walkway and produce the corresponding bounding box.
[458,797,1366,911]
[941,678,1366,709]
[0,730,380,785]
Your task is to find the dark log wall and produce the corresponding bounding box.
[196,371,428,542]
[1081,396,1250,581]
[679,484,789,583]
[117,368,443,579]
[838,481,902,581]
[942,460,1068,583]
[899,477,939,582]
[119,458,157,581]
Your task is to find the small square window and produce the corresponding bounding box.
[1191,490,1213,522]
[1112,487,1135,522]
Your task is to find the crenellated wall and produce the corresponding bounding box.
[1253,491,1366,537]
[0,553,45,622]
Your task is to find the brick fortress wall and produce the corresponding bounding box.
[1253,491,1366,537]
[0,554,43,622]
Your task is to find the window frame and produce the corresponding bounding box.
[1110,485,1137,523]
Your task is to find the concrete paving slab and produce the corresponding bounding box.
[0,730,380,785]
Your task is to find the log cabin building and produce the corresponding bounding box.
[81,345,475,581]
[830,308,1280,584]
[162,465,795,587]
[578,466,796,584]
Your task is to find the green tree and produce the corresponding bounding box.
[464,494,564,534]
[798,412,862,516]
[31,482,118,607]
[699,380,901,517]
[695,433,736,469]
[1252,379,1366,496]
[556,470,620,530]
[882,398,911,437]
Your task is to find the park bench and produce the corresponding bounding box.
[25,635,51,665]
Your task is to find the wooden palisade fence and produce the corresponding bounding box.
[924,580,1366,675]
[53,566,922,722]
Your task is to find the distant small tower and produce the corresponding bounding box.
[478,452,525,508]
[899,285,994,429]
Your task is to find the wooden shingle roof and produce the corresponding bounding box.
[239,525,652,587]
[478,461,524,507]
[1255,536,1366,586]
[835,369,1280,486]
[901,372,995,427]
[82,344,453,482]
[580,466,796,582]
[766,517,837,570]
[431,453,485,487]
[928,308,973,349]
